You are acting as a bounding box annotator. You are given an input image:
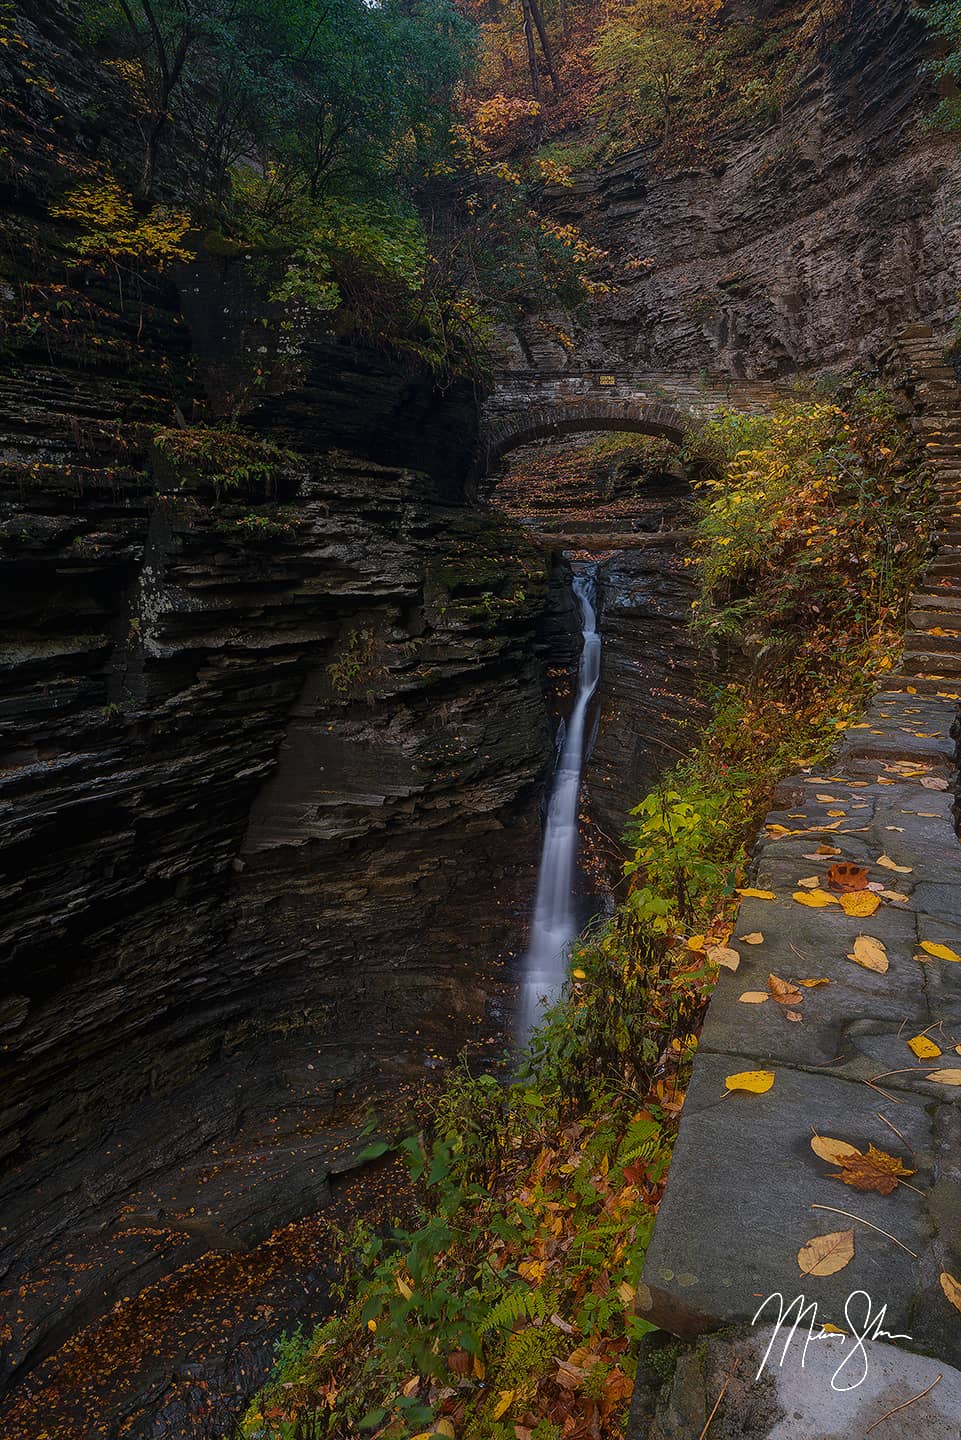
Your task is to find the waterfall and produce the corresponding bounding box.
[517,565,601,1038]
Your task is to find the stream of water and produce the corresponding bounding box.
[517,565,601,1038]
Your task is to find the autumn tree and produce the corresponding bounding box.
[592,0,721,144]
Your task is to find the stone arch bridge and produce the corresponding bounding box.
[479,369,790,473]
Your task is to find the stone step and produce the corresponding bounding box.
[912,590,961,612]
[900,650,961,676]
[907,614,961,637]
[885,673,961,696]
[905,627,961,652]
[913,362,957,376]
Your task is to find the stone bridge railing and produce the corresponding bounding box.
[479,368,792,473]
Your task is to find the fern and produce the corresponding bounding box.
[479,1286,548,1334]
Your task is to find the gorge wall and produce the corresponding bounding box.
[0,10,558,1385]
[503,0,961,379]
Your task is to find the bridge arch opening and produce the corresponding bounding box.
[481,398,691,475]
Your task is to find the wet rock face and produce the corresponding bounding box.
[0,239,550,1393]
[0,379,549,1136]
[593,537,711,847]
[521,0,961,377]
[486,438,711,864]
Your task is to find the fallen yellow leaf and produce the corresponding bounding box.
[617,1281,635,1304]
[908,1034,941,1059]
[797,876,820,888]
[797,977,830,987]
[740,932,764,944]
[738,991,770,1004]
[920,941,961,964]
[797,1229,855,1277]
[737,888,776,900]
[435,1422,455,1439]
[879,889,909,903]
[687,935,706,952]
[847,935,888,974]
[793,889,838,908]
[492,1391,515,1421]
[839,891,881,917]
[876,854,912,874]
[571,968,587,979]
[725,1070,775,1093]
[925,1069,961,1085]
[940,1272,961,1315]
[810,1135,861,1164]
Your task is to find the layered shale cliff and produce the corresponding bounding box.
[0,8,556,1388]
[505,0,961,378]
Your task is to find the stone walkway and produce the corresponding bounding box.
[630,329,961,1436]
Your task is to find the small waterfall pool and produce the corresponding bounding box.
[517,564,601,1038]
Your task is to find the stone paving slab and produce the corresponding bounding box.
[638,697,961,1361]
[634,335,961,1429]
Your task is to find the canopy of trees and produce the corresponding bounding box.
[85,0,475,205]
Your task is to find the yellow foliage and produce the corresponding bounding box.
[51,174,191,267]
[470,93,541,150]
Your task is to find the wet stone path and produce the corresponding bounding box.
[632,330,961,1435]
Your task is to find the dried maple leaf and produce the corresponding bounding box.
[825,861,869,893]
[829,1143,914,1195]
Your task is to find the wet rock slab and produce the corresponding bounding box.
[637,687,961,1377]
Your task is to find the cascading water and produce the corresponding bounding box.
[517,564,601,1038]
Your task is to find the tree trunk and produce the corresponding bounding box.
[528,0,562,92]
[520,0,541,101]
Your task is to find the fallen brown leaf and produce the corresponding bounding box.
[847,935,889,974]
[830,1144,914,1196]
[826,862,869,893]
[768,973,803,1006]
[940,1271,961,1315]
